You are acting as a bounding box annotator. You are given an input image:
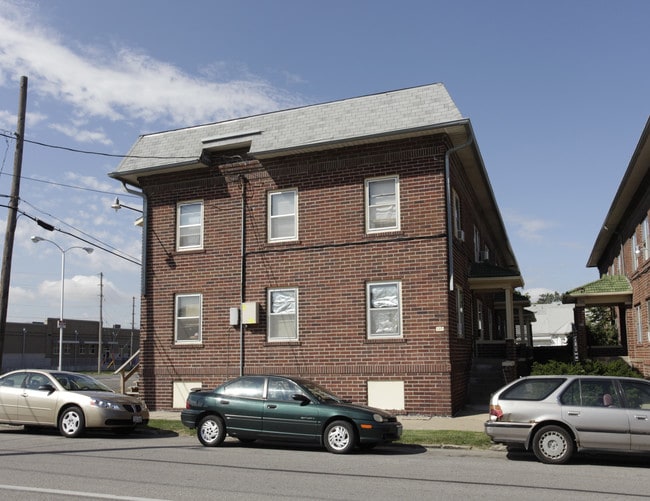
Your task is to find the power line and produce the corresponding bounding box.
[0,172,142,198]
[0,203,141,266]
[0,131,197,161]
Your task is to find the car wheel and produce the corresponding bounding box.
[58,406,85,438]
[532,425,574,464]
[197,415,226,447]
[324,420,356,454]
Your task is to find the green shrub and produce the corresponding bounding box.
[531,359,643,378]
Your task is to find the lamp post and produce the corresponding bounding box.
[30,236,93,371]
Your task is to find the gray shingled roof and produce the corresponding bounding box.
[110,83,464,181]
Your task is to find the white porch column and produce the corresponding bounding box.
[505,286,515,340]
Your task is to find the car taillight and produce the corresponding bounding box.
[489,404,503,420]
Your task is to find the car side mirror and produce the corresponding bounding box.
[292,393,311,406]
[38,384,56,394]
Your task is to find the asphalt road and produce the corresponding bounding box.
[1,427,650,500]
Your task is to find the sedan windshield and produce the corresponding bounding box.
[52,372,113,392]
[300,380,343,404]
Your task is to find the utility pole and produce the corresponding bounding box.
[0,76,28,373]
[97,272,103,373]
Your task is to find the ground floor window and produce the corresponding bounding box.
[175,294,202,344]
[268,288,298,341]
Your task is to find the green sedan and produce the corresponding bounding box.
[180,375,402,454]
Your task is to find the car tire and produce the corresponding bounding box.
[532,425,574,464]
[197,415,226,447]
[324,420,356,454]
[58,406,85,438]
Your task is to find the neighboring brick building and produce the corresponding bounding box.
[110,84,524,414]
[565,117,650,374]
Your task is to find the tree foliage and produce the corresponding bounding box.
[586,306,619,346]
[536,292,562,304]
[531,359,643,378]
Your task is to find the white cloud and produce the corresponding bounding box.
[503,209,556,242]
[49,123,113,145]
[0,0,300,130]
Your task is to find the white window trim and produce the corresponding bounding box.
[366,281,403,339]
[457,286,465,338]
[268,189,298,242]
[267,288,299,342]
[176,201,204,251]
[175,293,202,345]
[365,176,400,233]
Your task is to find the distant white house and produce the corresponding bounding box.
[529,303,575,346]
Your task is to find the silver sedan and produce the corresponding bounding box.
[485,375,650,464]
[0,369,149,437]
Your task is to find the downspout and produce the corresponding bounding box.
[239,175,248,376]
[444,135,474,291]
[120,182,147,295]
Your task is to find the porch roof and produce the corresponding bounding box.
[468,262,524,291]
[563,274,632,306]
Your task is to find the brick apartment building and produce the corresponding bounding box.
[565,117,650,374]
[110,84,526,414]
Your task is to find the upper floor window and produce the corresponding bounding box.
[177,201,203,251]
[365,176,400,233]
[452,189,463,240]
[367,281,402,339]
[268,288,298,341]
[175,293,202,344]
[457,286,465,338]
[268,189,298,242]
[632,233,639,272]
[642,216,649,261]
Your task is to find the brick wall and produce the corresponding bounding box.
[137,135,480,415]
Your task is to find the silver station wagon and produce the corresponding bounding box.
[485,375,650,464]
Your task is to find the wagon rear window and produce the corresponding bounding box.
[500,378,565,401]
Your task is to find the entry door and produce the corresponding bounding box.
[619,379,650,451]
[17,372,58,425]
[0,372,28,422]
[561,378,630,450]
[262,378,319,440]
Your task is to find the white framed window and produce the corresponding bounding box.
[457,286,465,338]
[476,299,484,340]
[473,226,481,262]
[175,294,202,344]
[647,299,650,342]
[177,201,203,251]
[632,233,639,272]
[642,217,649,261]
[452,189,463,240]
[367,281,402,338]
[268,189,298,242]
[636,304,643,344]
[365,176,400,233]
[268,288,298,341]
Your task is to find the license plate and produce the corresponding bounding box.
[132,415,143,424]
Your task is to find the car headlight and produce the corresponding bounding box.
[372,413,385,423]
[90,398,121,411]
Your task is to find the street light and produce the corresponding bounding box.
[30,236,94,371]
[111,197,142,213]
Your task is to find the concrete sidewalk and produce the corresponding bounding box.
[149,407,488,433]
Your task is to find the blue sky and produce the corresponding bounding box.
[0,0,648,328]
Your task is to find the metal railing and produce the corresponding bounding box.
[113,349,140,394]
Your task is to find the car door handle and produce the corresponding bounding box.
[567,411,580,416]
[266,404,277,409]
[219,400,230,405]
[634,415,648,421]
